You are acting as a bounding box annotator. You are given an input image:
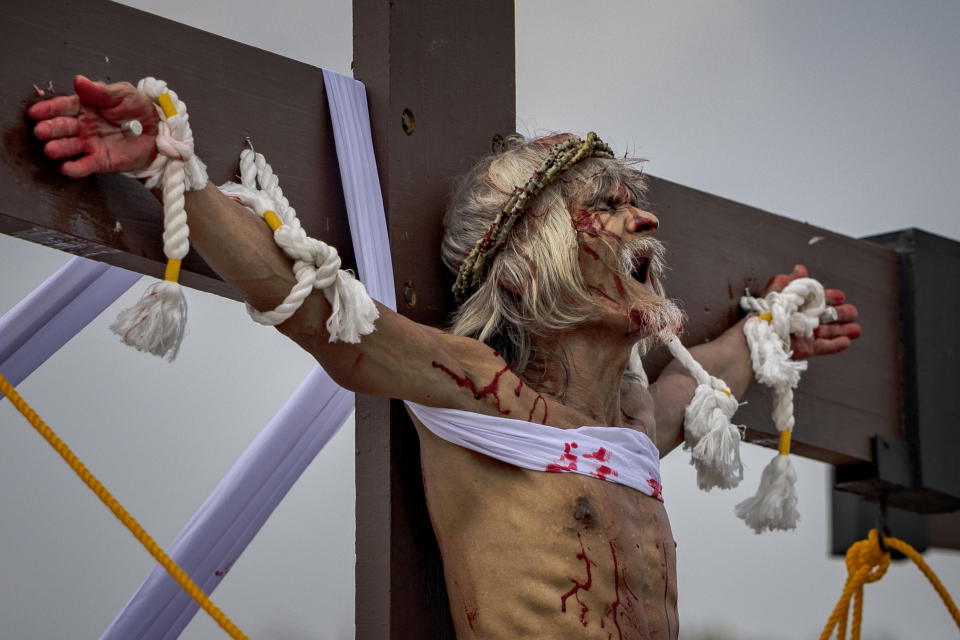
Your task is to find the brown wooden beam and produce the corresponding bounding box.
[0,0,353,300]
[352,1,516,637]
[645,176,902,466]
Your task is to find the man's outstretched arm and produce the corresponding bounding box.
[649,265,862,455]
[27,75,485,406]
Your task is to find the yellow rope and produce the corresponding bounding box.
[820,528,960,640]
[0,370,249,640]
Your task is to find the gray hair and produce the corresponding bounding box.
[441,134,664,383]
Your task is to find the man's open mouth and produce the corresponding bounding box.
[631,256,651,285]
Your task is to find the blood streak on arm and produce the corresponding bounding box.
[431,361,512,415]
[560,533,595,627]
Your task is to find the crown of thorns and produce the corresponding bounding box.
[452,132,616,303]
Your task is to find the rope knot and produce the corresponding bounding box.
[155,120,195,162]
[846,530,890,584]
[219,149,379,342]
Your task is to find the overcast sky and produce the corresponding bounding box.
[1,2,958,639]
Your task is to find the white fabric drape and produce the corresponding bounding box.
[406,401,663,500]
[0,257,140,387]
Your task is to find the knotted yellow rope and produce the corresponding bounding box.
[0,370,249,640]
[820,528,960,640]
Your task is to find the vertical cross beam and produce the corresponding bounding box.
[352,2,515,637]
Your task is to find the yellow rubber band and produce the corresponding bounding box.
[719,388,731,397]
[157,92,178,118]
[263,210,283,231]
[778,430,792,455]
[164,258,182,283]
[0,371,249,640]
[759,311,773,322]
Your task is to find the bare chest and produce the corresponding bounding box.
[416,423,677,639]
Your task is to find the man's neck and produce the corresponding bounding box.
[522,325,636,426]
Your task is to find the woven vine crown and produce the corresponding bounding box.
[452,132,616,302]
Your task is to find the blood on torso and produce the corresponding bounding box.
[408,393,678,640]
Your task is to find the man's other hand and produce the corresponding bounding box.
[27,75,158,178]
[764,264,861,359]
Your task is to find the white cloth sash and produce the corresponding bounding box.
[405,401,664,501]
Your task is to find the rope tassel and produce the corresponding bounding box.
[664,334,745,490]
[114,78,208,361]
[110,272,187,361]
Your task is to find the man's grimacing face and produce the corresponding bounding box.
[570,182,683,338]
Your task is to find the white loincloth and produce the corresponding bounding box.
[405,401,664,502]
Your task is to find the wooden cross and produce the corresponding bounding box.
[2,1,956,638]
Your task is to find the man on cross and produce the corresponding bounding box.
[28,76,860,639]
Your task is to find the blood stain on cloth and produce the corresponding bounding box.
[646,478,663,502]
[547,442,578,472]
[583,447,611,462]
[591,465,619,481]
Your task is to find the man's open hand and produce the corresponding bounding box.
[27,75,158,178]
[764,264,861,358]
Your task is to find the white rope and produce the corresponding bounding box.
[663,333,745,491]
[734,277,825,532]
[218,149,379,343]
[111,78,208,361]
[124,78,208,192]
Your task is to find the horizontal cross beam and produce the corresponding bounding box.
[0,0,353,301]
